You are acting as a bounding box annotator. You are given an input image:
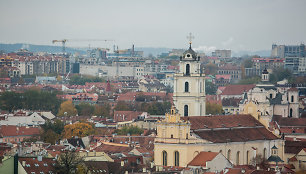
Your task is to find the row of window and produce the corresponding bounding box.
[162,151,179,166]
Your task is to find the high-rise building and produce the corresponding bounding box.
[173,44,206,116]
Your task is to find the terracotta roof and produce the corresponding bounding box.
[194,127,278,143]
[272,115,306,127]
[285,140,306,154]
[187,151,218,167]
[0,125,40,137]
[222,98,241,107]
[94,143,133,154]
[216,74,231,80]
[221,84,255,96]
[18,157,56,174]
[182,114,263,130]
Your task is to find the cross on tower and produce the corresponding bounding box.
[187,33,194,47]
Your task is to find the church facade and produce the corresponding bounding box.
[154,107,284,170]
[173,44,206,116]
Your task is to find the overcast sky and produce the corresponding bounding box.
[1,0,306,52]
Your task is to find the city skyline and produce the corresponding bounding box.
[1,0,306,53]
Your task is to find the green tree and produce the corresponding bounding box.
[147,102,171,115]
[94,104,110,118]
[204,63,218,75]
[114,101,132,111]
[115,126,144,135]
[75,103,95,116]
[206,102,223,115]
[0,91,23,112]
[270,68,293,83]
[238,76,261,84]
[205,81,217,95]
[57,100,78,116]
[40,120,65,144]
[242,58,253,68]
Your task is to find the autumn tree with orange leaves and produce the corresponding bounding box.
[62,122,95,138]
[57,100,77,117]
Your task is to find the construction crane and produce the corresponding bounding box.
[52,39,115,54]
[52,39,67,54]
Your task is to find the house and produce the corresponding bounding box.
[0,125,40,143]
[288,148,306,172]
[18,156,56,174]
[220,84,255,99]
[113,111,143,122]
[187,152,233,173]
[0,112,46,126]
[222,98,241,115]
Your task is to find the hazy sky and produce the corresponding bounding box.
[1,0,306,52]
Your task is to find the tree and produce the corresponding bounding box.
[206,102,223,115]
[57,101,78,116]
[147,102,171,115]
[204,63,218,75]
[238,76,261,84]
[115,126,144,135]
[62,122,95,138]
[75,103,95,116]
[270,68,293,83]
[242,58,253,68]
[54,150,84,174]
[250,154,269,170]
[94,104,110,118]
[0,91,23,112]
[40,119,64,144]
[114,101,132,111]
[205,81,217,95]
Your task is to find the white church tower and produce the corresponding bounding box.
[173,33,206,116]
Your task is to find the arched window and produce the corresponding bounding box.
[184,105,188,116]
[289,108,293,118]
[162,151,167,166]
[246,151,249,165]
[236,151,240,165]
[174,151,179,166]
[227,150,231,161]
[270,94,272,99]
[291,95,294,102]
[185,82,189,92]
[186,64,190,75]
[263,148,267,159]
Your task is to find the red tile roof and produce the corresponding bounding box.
[94,143,133,154]
[194,127,278,143]
[0,125,40,137]
[221,84,255,96]
[187,152,218,167]
[182,114,263,130]
[19,157,56,174]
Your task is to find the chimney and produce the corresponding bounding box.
[37,156,42,162]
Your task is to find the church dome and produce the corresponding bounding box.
[180,45,199,61]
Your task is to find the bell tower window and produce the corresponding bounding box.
[186,64,190,75]
[185,82,189,92]
[184,105,188,116]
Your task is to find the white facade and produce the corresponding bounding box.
[173,46,206,116]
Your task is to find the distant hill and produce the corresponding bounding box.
[0,43,86,54]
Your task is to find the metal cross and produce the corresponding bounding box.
[187,33,194,44]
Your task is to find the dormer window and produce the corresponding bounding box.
[186,54,191,58]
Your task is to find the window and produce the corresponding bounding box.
[263,148,267,159]
[227,150,231,161]
[186,64,190,75]
[270,94,272,99]
[289,108,293,118]
[184,105,188,116]
[246,151,249,164]
[162,151,167,166]
[291,95,294,102]
[185,82,189,92]
[174,151,179,166]
[236,151,240,165]
[171,134,173,138]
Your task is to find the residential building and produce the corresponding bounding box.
[212,49,231,58]
[217,64,241,82]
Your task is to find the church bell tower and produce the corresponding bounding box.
[173,33,206,116]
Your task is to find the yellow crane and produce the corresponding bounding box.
[52,39,115,54]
